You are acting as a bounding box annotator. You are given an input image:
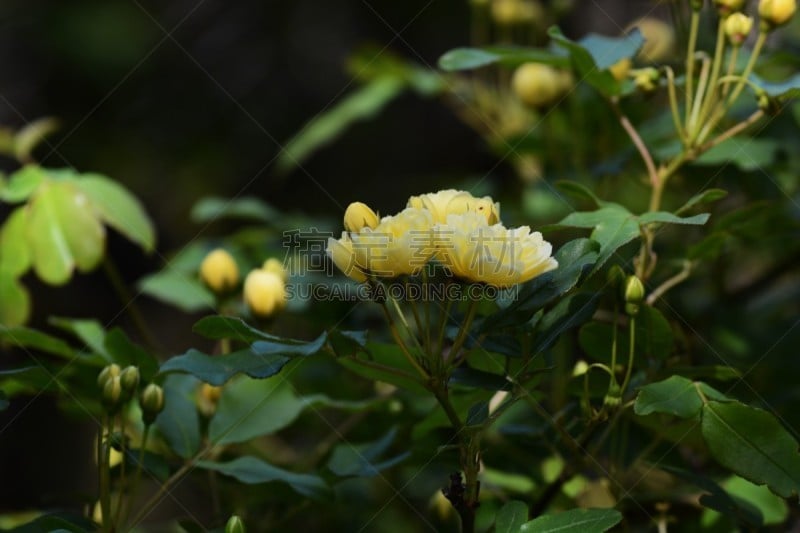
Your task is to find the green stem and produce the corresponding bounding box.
[436,298,455,358]
[665,67,687,143]
[120,424,150,527]
[113,414,126,527]
[646,261,693,305]
[379,300,429,379]
[695,20,727,138]
[688,56,711,138]
[449,298,480,367]
[727,31,767,107]
[99,415,113,532]
[721,45,740,99]
[609,303,619,380]
[102,257,161,353]
[620,317,637,395]
[685,11,700,126]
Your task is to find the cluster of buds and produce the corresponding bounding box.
[96,364,164,423]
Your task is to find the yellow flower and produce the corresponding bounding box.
[200,248,239,294]
[262,257,288,282]
[724,13,754,45]
[630,18,675,62]
[434,213,557,287]
[243,269,286,318]
[326,233,368,282]
[350,208,435,277]
[512,63,564,108]
[759,0,796,27]
[408,189,500,225]
[343,201,380,233]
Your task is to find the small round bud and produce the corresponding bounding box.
[755,89,782,115]
[633,67,661,92]
[512,63,565,108]
[714,0,746,16]
[609,58,632,82]
[630,18,676,63]
[724,13,754,45]
[343,202,380,233]
[623,275,646,316]
[759,0,797,29]
[200,248,239,294]
[140,383,165,425]
[97,364,121,389]
[244,270,287,318]
[572,360,589,377]
[262,257,288,282]
[225,516,246,533]
[197,383,222,417]
[102,376,123,411]
[119,366,140,393]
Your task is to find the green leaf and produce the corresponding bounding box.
[197,456,329,500]
[531,291,599,354]
[724,475,789,525]
[449,366,512,391]
[336,342,427,394]
[276,77,405,174]
[138,270,215,313]
[190,196,280,224]
[27,181,106,285]
[638,211,710,226]
[0,207,31,277]
[554,205,639,271]
[701,400,800,499]
[635,376,704,418]
[693,137,777,171]
[0,274,30,326]
[548,26,642,97]
[520,507,622,532]
[155,374,202,459]
[49,317,107,356]
[0,325,75,359]
[495,500,529,533]
[159,347,290,385]
[327,427,409,478]
[675,189,728,215]
[438,46,568,71]
[580,306,674,364]
[79,173,155,253]
[0,165,45,203]
[192,315,285,343]
[3,513,96,532]
[752,72,800,99]
[208,375,304,445]
[555,181,608,208]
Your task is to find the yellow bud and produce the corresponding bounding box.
[512,63,564,108]
[102,376,123,410]
[97,363,121,389]
[262,257,288,282]
[243,270,287,318]
[609,58,632,81]
[759,0,797,28]
[633,67,661,92]
[140,383,165,424]
[197,383,222,417]
[572,360,590,377]
[343,202,380,233]
[491,0,521,25]
[623,275,645,316]
[725,13,754,44]
[119,366,140,392]
[714,0,746,15]
[630,18,676,63]
[200,248,239,294]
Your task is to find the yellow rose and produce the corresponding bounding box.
[343,201,380,233]
[759,0,796,27]
[512,63,564,108]
[243,269,286,318]
[434,213,558,287]
[199,248,239,294]
[408,189,500,225]
[351,208,435,277]
[326,233,368,282]
[724,13,754,45]
[262,257,288,282]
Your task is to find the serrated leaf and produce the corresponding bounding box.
[27,181,105,285]
[521,507,622,532]
[197,456,329,500]
[496,500,529,533]
[190,196,280,224]
[702,400,800,499]
[208,375,304,445]
[0,207,31,277]
[277,77,406,174]
[438,46,567,71]
[79,173,155,253]
[159,347,290,385]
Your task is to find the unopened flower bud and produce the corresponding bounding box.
[244,270,287,318]
[755,89,782,115]
[724,13,754,45]
[225,516,246,533]
[572,360,589,377]
[604,380,622,409]
[102,376,123,410]
[631,18,676,63]
[262,257,288,282]
[140,383,165,425]
[609,58,632,82]
[623,275,645,316]
[119,366,140,393]
[97,364,121,389]
[197,383,222,417]
[200,249,239,294]
[343,202,380,233]
[714,0,746,16]
[633,67,661,92]
[512,63,564,108]
[759,0,797,29]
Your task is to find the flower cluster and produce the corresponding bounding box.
[327,189,557,288]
